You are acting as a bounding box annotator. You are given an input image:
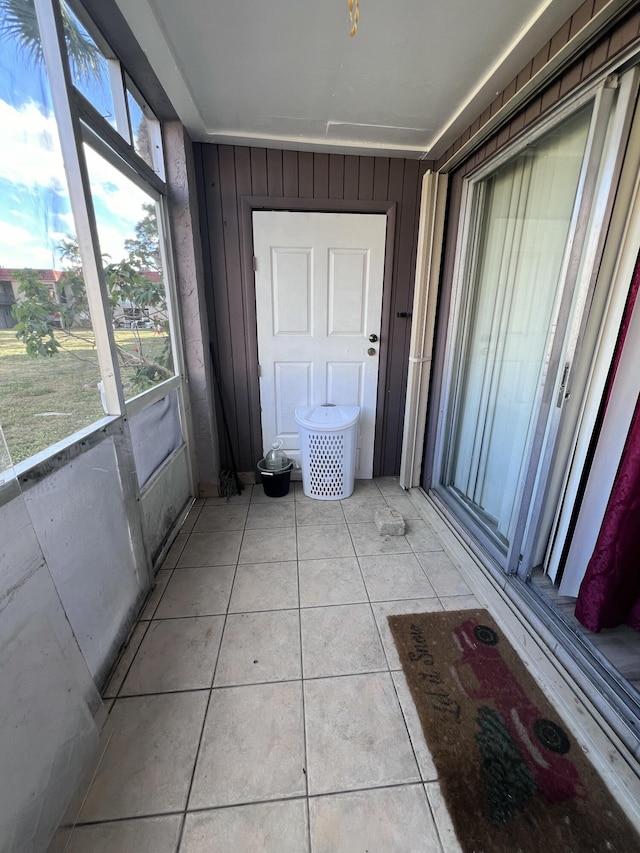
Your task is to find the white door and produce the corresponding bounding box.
[253,211,386,478]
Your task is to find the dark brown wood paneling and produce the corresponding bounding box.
[313,153,330,199]
[344,156,360,199]
[266,149,283,197]
[329,154,345,199]
[358,159,375,200]
[373,159,390,200]
[196,145,428,475]
[298,152,314,198]
[249,149,268,196]
[282,150,299,197]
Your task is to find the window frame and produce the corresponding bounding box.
[0,0,188,496]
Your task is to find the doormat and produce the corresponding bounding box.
[388,608,639,853]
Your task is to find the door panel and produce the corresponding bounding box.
[254,211,386,477]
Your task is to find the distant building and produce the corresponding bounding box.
[0,268,162,330]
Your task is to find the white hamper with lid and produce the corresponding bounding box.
[295,404,360,500]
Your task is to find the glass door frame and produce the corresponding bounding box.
[430,69,639,580]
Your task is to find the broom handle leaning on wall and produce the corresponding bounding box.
[209,341,244,495]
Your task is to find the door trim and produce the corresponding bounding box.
[239,196,397,476]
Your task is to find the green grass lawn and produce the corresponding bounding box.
[0,328,170,465]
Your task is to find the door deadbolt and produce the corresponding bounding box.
[368,333,378,343]
[367,347,377,356]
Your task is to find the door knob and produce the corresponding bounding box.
[368,334,378,343]
[367,347,376,356]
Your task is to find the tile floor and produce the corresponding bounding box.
[66,478,485,852]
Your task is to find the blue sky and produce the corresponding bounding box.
[0,32,149,270]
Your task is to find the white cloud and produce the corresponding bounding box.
[0,98,153,267]
[0,221,56,268]
[0,99,66,193]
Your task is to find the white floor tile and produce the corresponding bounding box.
[310,785,440,853]
[246,502,296,529]
[297,524,355,560]
[180,799,309,853]
[391,670,438,781]
[359,553,437,601]
[404,519,443,552]
[301,604,386,678]
[425,781,464,852]
[66,815,182,853]
[415,551,472,597]
[441,593,482,611]
[349,480,384,498]
[177,530,243,568]
[79,692,208,821]
[154,565,235,618]
[298,557,367,607]
[189,681,306,809]
[192,503,249,532]
[238,527,297,563]
[341,497,387,523]
[304,673,420,795]
[120,616,224,694]
[374,476,404,496]
[229,561,298,612]
[295,501,346,525]
[213,610,301,686]
[384,495,422,519]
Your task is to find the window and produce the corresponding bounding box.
[0,8,102,464]
[0,0,181,470]
[84,144,174,398]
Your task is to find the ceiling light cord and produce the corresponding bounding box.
[348,0,360,37]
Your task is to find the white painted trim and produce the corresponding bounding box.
[399,171,448,488]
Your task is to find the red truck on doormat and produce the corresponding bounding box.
[450,618,587,804]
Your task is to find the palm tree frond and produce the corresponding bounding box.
[0,0,101,83]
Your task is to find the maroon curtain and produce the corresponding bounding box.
[575,251,640,632]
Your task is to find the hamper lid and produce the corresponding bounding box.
[294,404,360,430]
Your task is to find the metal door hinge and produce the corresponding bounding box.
[252,256,258,272]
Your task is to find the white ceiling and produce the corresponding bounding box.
[115,0,585,159]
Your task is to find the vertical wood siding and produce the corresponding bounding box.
[195,144,429,476]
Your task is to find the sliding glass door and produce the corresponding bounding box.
[432,71,639,576]
[441,107,591,553]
